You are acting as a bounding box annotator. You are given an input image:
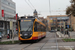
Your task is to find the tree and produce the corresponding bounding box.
[70,0,75,4]
[66,6,72,15]
[66,0,75,16]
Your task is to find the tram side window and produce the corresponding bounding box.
[44,27,46,32]
[34,22,41,32]
[41,25,46,32]
[34,22,37,31]
[34,22,46,32]
[37,22,41,32]
[39,25,46,32]
[41,25,43,32]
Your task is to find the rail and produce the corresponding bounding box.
[55,32,59,50]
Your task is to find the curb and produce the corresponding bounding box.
[56,32,62,38]
[56,32,69,38]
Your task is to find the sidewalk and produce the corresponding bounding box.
[56,31,75,39]
[56,31,69,38]
[69,32,75,39]
[1,37,18,42]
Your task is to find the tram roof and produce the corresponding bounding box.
[35,19,46,27]
[19,16,35,20]
[19,16,46,26]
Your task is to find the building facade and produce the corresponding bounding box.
[0,0,16,19]
[0,0,16,36]
[47,15,70,31]
[70,15,75,31]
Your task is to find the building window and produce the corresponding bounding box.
[0,22,3,28]
[1,0,15,8]
[51,23,56,25]
[57,20,60,22]
[53,20,56,21]
[1,6,16,14]
[58,23,63,25]
[4,14,14,18]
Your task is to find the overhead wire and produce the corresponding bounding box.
[24,0,34,10]
[24,0,43,16]
[28,0,35,9]
[27,0,39,15]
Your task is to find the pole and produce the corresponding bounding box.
[16,13,18,35]
[70,15,71,29]
[4,14,5,20]
[10,21,14,43]
[60,18,61,31]
[49,0,51,15]
[70,15,71,26]
[12,23,14,43]
[56,17,57,31]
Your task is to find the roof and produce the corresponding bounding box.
[33,9,37,13]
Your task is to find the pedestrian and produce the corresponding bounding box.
[65,29,70,37]
[7,34,10,39]
[66,30,70,37]
[61,28,63,34]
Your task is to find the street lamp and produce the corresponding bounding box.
[69,14,71,29]
[49,0,51,15]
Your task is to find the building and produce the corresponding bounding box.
[47,15,70,31]
[70,15,75,31]
[33,9,38,17]
[0,0,16,36]
[0,0,16,19]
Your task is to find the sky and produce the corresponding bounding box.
[12,0,71,18]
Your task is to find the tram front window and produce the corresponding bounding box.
[20,20,33,31]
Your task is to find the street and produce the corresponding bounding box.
[0,32,75,50]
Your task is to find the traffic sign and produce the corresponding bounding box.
[67,25,69,28]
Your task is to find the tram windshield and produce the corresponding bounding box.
[20,20,33,31]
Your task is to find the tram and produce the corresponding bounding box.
[18,16,46,42]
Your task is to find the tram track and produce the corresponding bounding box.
[39,39,49,50]
[21,32,59,50]
[20,32,50,50]
[38,32,50,50]
[21,43,33,50]
[39,32,59,50]
[55,32,59,50]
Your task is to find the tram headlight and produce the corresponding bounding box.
[26,17,28,19]
[20,34,22,36]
